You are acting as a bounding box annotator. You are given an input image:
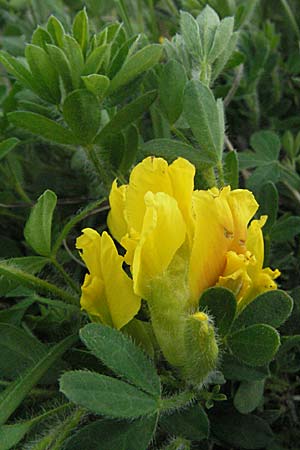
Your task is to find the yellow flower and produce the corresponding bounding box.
[108,156,280,308]
[76,228,140,329]
[217,216,280,308]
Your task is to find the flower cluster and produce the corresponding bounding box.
[76,157,280,382]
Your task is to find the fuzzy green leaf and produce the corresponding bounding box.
[233,290,293,330]
[228,324,280,366]
[0,335,77,425]
[159,59,187,125]
[234,380,265,414]
[8,111,79,145]
[0,138,19,161]
[63,89,101,144]
[80,323,160,397]
[199,287,237,336]
[24,189,57,256]
[60,371,159,419]
[64,416,158,450]
[108,44,162,94]
[183,80,223,163]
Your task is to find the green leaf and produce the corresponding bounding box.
[234,380,265,414]
[82,44,109,75]
[73,8,89,55]
[95,90,157,144]
[60,370,159,419]
[108,44,163,94]
[211,407,274,449]
[81,74,110,99]
[183,80,223,163]
[224,150,239,189]
[46,44,73,92]
[0,51,35,90]
[64,416,157,450]
[221,354,270,381]
[233,290,293,330]
[141,138,213,167]
[160,405,209,441]
[47,15,65,47]
[228,324,280,366]
[180,11,202,58]
[251,131,281,161]
[212,32,239,82]
[0,323,46,379]
[8,111,79,145]
[276,335,300,373]
[119,124,139,173]
[208,17,234,63]
[199,287,237,336]
[196,5,220,56]
[0,138,19,161]
[159,59,187,125]
[0,422,31,450]
[0,334,77,425]
[63,89,101,144]
[31,26,52,50]
[271,215,300,242]
[25,44,61,104]
[80,323,160,397]
[258,182,278,233]
[24,189,57,256]
[63,35,84,89]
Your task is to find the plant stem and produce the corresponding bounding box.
[216,161,225,187]
[50,257,81,295]
[114,0,133,35]
[0,262,79,305]
[0,380,56,398]
[84,144,110,189]
[160,390,196,413]
[280,0,300,40]
[171,126,192,145]
[52,198,107,256]
[51,408,86,450]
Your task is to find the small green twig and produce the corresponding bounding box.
[280,0,300,40]
[114,0,134,35]
[224,65,244,107]
[0,263,78,305]
[160,390,196,413]
[50,257,81,295]
[84,144,111,190]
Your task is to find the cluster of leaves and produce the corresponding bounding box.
[0,1,300,449]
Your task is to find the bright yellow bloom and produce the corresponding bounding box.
[76,229,140,329]
[108,156,280,308]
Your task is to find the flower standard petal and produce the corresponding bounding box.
[107,180,128,243]
[132,191,186,299]
[189,188,234,304]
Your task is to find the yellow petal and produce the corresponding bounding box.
[77,229,141,329]
[107,180,128,242]
[168,158,195,238]
[226,189,259,254]
[125,157,173,232]
[124,157,195,234]
[121,229,140,266]
[132,191,186,299]
[80,273,113,326]
[246,216,267,271]
[189,188,234,303]
[217,251,254,302]
[100,232,141,329]
[76,227,102,278]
